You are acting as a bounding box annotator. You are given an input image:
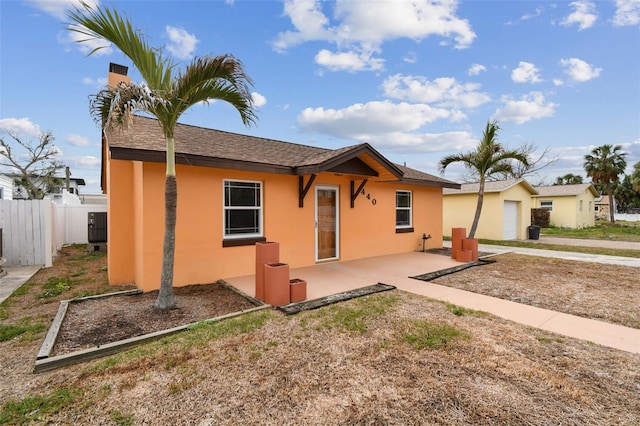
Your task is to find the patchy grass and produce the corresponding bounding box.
[109,409,135,426]
[541,221,640,242]
[477,238,640,258]
[400,319,468,349]
[443,302,488,317]
[0,316,47,342]
[309,293,400,333]
[0,387,80,425]
[37,277,78,299]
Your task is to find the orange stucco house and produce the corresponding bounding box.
[103,64,460,292]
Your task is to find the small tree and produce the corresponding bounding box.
[584,144,627,224]
[438,120,530,239]
[614,175,640,211]
[0,130,64,199]
[495,142,557,181]
[631,161,640,192]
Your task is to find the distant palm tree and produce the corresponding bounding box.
[68,4,256,310]
[584,145,627,224]
[439,120,529,239]
[553,173,583,185]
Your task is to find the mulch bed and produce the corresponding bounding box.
[51,282,259,356]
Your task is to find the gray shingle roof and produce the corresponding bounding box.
[533,184,599,197]
[105,116,460,188]
[443,178,537,195]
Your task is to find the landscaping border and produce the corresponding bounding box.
[34,288,270,373]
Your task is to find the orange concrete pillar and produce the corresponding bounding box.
[289,278,307,303]
[451,228,466,259]
[255,242,279,301]
[462,238,478,261]
[264,262,290,306]
[456,250,473,262]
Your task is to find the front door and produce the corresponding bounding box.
[315,186,339,261]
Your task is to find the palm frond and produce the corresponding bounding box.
[67,3,174,89]
[172,55,257,126]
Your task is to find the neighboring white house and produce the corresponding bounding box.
[11,175,86,202]
[0,174,13,200]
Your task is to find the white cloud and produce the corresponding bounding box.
[468,63,486,76]
[66,134,92,147]
[613,0,640,26]
[382,74,491,109]
[553,79,565,86]
[560,58,602,82]
[82,77,108,88]
[26,0,99,20]
[494,92,557,124]
[272,0,334,52]
[273,0,476,72]
[403,51,417,64]
[0,117,43,138]
[61,25,113,56]
[27,0,113,55]
[315,49,384,72]
[251,92,267,108]
[66,155,101,167]
[561,1,598,30]
[297,100,454,140]
[506,6,544,25]
[511,61,543,83]
[165,26,199,60]
[367,131,478,154]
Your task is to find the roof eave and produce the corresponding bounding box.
[294,143,403,178]
[394,178,461,189]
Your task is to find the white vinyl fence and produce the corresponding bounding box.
[0,200,106,267]
[615,213,640,222]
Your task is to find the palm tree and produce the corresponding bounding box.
[438,120,529,239]
[584,145,627,224]
[68,4,257,310]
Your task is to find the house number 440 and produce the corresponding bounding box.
[361,189,377,205]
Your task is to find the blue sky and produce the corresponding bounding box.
[1,0,639,194]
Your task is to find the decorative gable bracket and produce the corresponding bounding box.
[298,174,317,207]
[350,179,368,208]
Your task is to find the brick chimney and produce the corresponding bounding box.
[108,62,130,87]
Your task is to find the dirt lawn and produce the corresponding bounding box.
[0,245,638,424]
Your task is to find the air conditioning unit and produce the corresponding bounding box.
[88,212,107,243]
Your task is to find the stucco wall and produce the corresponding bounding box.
[443,184,533,240]
[107,161,445,291]
[533,190,595,229]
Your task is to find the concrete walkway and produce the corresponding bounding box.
[226,248,640,354]
[0,265,41,304]
[443,238,640,268]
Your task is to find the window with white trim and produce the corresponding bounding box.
[540,200,553,211]
[223,180,262,238]
[579,200,583,212]
[395,190,412,229]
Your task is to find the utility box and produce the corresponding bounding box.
[88,212,108,243]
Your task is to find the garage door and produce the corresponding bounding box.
[503,201,518,240]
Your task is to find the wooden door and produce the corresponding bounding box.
[316,186,338,261]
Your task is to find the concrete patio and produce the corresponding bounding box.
[224,250,640,354]
[224,251,462,302]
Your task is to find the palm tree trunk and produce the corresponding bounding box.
[607,182,616,224]
[469,179,485,239]
[155,137,177,310]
